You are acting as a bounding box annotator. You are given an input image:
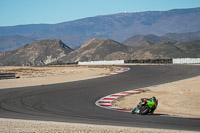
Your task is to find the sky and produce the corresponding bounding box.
[1,0,200,26]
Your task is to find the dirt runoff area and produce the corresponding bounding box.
[0,118,198,133]
[0,65,119,89]
[113,76,200,118]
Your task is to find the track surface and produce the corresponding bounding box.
[0,65,200,131]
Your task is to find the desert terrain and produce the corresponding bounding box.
[0,65,119,89]
[0,118,198,133]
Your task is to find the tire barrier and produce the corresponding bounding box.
[48,61,78,66]
[125,59,172,64]
[0,73,17,80]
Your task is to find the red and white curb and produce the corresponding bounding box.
[96,69,200,119]
[95,90,200,119]
[95,66,133,111]
[106,67,130,76]
[95,89,142,112]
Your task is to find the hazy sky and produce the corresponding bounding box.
[1,0,200,26]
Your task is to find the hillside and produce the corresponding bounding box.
[128,40,200,59]
[123,31,200,46]
[123,34,175,46]
[0,7,200,52]
[0,39,73,66]
[56,38,128,63]
[163,31,200,42]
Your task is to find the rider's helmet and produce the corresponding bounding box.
[152,96,158,105]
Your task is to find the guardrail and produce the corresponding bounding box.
[51,58,200,66]
[78,59,172,65]
[78,60,125,65]
[0,73,17,80]
[173,58,200,64]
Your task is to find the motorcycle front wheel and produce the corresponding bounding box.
[131,107,137,114]
[139,105,150,115]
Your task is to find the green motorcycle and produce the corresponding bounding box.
[131,97,158,115]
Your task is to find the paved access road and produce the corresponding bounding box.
[0,65,200,131]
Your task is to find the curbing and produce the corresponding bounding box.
[95,88,200,118]
[95,89,142,112]
[106,67,130,76]
[95,66,134,112]
[96,67,200,118]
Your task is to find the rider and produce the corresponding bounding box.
[138,96,158,114]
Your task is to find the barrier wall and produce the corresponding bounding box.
[77,58,200,65]
[78,60,125,65]
[173,58,200,64]
[125,59,172,64]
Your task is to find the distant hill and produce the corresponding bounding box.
[0,7,200,52]
[123,34,175,46]
[163,31,200,42]
[123,31,200,46]
[56,38,128,63]
[128,40,200,59]
[0,39,73,66]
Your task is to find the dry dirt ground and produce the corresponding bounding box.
[0,118,198,133]
[113,76,200,118]
[0,65,199,133]
[0,65,119,89]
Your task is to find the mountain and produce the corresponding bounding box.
[123,31,200,46]
[163,31,200,42]
[0,7,200,52]
[0,39,73,66]
[123,34,175,46]
[128,40,200,59]
[56,38,128,63]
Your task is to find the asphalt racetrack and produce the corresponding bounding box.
[0,65,200,131]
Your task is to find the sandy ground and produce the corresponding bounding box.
[113,76,200,118]
[0,118,198,133]
[0,65,119,89]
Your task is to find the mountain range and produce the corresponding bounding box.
[0,37,199,66]
[0,7,200,52]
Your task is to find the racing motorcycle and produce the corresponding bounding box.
[131,97,158,115]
